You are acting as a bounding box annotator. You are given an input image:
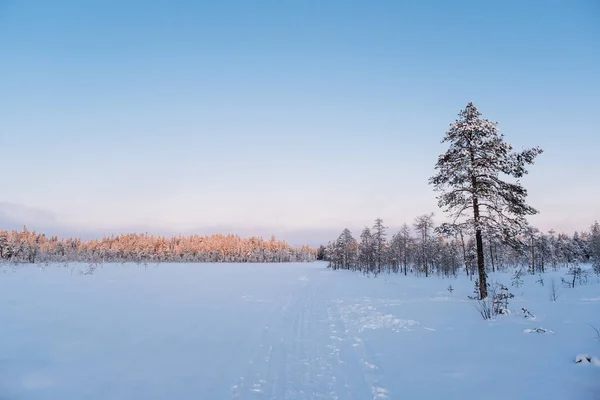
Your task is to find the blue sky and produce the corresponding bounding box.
[1,0,599,245]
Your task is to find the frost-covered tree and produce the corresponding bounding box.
[430,102,543,299]
[0,231,9,259]
[535,232,550,274]
[325,241,335,267]
[413,213,435,277]
[334,228,358,270]
[525,226,540,274]
[359,227,375,273]
[439,239,461,277]
[565,231,586,264]
[546,230,559,270]
[372,218,387,274]
[389,233,402,273]
[316,245,327,261]
[398,223,412,275]
[590,221,600,274]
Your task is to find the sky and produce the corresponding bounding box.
[1,0,599,245]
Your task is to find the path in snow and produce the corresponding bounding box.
[229,271,386,400]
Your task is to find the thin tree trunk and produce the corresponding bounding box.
[423,244,428,277]
[530,236,535,274]
[403,243,407,276]
[423,231,428,277]
[459,231,469,277]
[494,243,499,269]
[470,147,486,298]
[489,237,495,273]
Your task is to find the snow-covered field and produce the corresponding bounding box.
[0,262,598,399]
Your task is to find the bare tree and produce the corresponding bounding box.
[413,213,434,277]
[372,218,387,274]
[359,227,375,274]
[399,223,411,276]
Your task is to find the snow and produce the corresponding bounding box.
[0,262,599,399]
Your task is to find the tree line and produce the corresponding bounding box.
[322,217,600,278]
[0,228,317,264]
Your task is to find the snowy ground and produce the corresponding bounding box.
[0,262,599,399]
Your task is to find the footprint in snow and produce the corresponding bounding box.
[365,361,378,370]
[373,386,389,399]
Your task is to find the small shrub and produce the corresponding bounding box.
[81,262,101,275]
[549,277,559,301]
[473,281,514,320]
[511,268,524,288]
[566,264,589,287]
[522,308,535,319]
[561,277,573,288]
[592,325,600,342]
[475,299,493,320]
[447,285,454,294]
[535,275,544,286]
[468,279,488,300]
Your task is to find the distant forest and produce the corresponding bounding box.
[0,228,317,264]
[322,216,600,278]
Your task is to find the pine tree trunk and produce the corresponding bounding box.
[471,172,487,299]
[475,229,487,299]
[459,231,469,277]
[468,146,487,298]
[471,190,487,300]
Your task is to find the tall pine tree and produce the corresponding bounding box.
[429,102,542,299]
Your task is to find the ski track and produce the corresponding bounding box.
[230,275,400,400]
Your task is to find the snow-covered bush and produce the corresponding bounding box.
[473,281,514,320]
[491,282,514,315]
